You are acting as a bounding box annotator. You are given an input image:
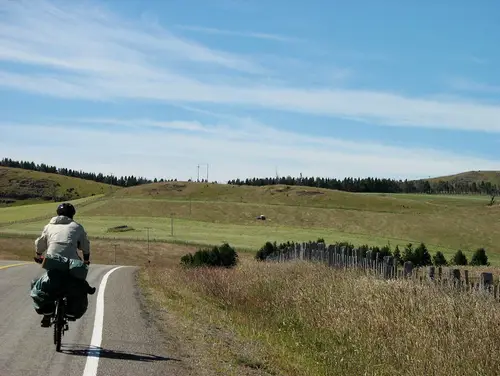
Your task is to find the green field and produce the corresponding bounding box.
[0,180,499,263]
[0,195,106,224]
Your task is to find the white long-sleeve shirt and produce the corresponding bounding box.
[35,215,90,261]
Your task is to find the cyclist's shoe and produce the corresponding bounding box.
[40,315,51,327]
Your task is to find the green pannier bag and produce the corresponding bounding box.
[42,253,88,280]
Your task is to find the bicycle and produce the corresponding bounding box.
[34,255,92,352]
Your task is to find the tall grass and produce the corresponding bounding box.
[146,260,500,376]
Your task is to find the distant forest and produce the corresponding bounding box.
[227,176,499,195]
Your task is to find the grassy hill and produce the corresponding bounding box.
[1,180,499,264]
[0,166,120,206]
[428,170,500,185]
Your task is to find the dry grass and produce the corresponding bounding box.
[144,260,500,376]
[0,236,199,267]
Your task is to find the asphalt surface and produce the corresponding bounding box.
[0,260,184,376]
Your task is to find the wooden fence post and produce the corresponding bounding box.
[449,269,461,288]
[427,266,435,281]
[328,245,335,267]
[366,251,373,271]
[383,256,394,279]
[403,261,413,278]
[481,272,494,292]
[355,248,362,269]
[375,252,381,275]
[317,242,326,263]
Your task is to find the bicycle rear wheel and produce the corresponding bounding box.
[54,299,63,352]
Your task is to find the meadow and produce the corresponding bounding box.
[1,181,499,263]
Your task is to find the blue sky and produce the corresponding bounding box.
[1,0,499,182]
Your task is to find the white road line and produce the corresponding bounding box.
[82,266,125,376]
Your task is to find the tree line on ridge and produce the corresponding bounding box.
[227,176,499,195]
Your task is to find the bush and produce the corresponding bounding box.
[255,241,277,261]
[334,241,355,253]
[452,250,468,266]
[432,251,448,266]
[470,248,489,266]
[393,245,402,265]
[402,243,414,264]
[255,240,299,260]
[358,244,370,258]
[414,242,432,267]
[378,245,392,261]
[181,243,238,268]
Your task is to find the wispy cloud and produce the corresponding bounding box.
[175,25,302,43]
[1,119,498,181]
[467,56,489,65]
[448,77,500,94]
[0,0,264,75]
[1,0,500,134]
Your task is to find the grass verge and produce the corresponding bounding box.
[142,260,500,376]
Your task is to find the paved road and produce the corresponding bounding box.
[0,261,185,376]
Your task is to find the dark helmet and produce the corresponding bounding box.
[56,202,76,219]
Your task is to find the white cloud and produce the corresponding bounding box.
[1,119,498,182]
[1,0,500,135]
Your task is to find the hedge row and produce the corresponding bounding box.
[255,239,490,267]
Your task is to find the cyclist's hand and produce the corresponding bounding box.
[84,260,90,265]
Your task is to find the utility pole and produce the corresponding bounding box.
[145,227,152,259]
[112,243,119,264]
[198,163,208,182]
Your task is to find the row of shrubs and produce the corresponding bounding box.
[255,239,490,267]
[179,239,490,269]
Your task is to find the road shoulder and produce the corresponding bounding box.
[94,266,193,376]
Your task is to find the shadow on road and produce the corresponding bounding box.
[61,344,181,362]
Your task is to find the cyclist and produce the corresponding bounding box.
[34,202,91,327]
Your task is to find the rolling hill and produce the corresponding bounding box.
[0,166,120,206]
[428,170,500,186]
[1,178,498,263]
